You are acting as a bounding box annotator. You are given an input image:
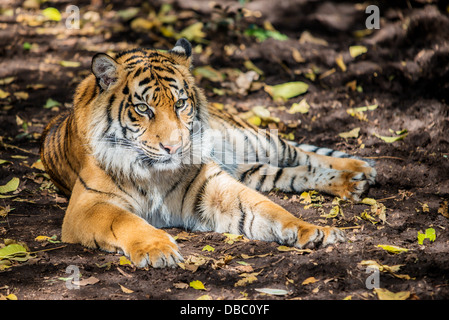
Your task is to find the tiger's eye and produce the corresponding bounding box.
[175,99,185,109]
[135,104,148,113]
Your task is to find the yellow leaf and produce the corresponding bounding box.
[349,45,368,58]
[335,54,346,72]
[42,7,61,22]
[339,127,360,139]
[299,31,328,46]
[421,203,430,212]
[244,59,264,76]
[31,159,45,171]
[6,294,18,300]
[119,256,132,266]
[361,197,377,206]
[119,284,134,294]
[302,277,319,285]
[35,235,51,242]
[374,288,410,300]
[130,17,154,31]
[13,91,29,100]
[190,280,206,290]
[223,233,244,244]
[193,66,224,82]
[0,77,16,85]
[377,245,409,254]
[234,273,259,287]
[321,205,341,219]
[202,245,215,252]
[0,89,10,99]
[59,60,81,68]
[288,99,310,114]
[178,22,206,42]
[247,116,262,127]
[359,260,411,280]
[291,48,305,63]
[264,82,308,102]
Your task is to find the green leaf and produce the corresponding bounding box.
[23,42,32,50]
[44,98,61,109]
[244,25,288,42]
[374,131,408,143]
[0,177,19,194]
[264,81,309,102]
[190,280,206,290]
[42,7,62,22]
[0,243,28,260]
[418,228,436,245]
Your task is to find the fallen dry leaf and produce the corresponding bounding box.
[73,276,99,287]
[119,284,134,293]
[374,288,410,300]
[302,277,319,285]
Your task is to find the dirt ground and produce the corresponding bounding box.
[0,0,448,301]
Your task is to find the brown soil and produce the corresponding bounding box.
[0,0,448,302]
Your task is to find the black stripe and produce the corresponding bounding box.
[78,176,117,198]
[239,164,263,183]
[255,172,267,191]
[138,77,151,86]
[289,175,296,192]
[122,85,129,95]
[181,164,203,214]
[238,198,246,236]
[193,171,224,212]
[124,55,143,63]
[272,168,284,186]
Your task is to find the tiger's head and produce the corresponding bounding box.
[83,39,211,178]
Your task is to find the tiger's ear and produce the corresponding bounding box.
[169,38,192,68]
[91,53,119,91]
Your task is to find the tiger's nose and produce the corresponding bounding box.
[160,142,182,154]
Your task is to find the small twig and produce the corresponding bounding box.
[376,195,398,202]
[339,226,362,230]
[30,245,67,254]
[364,156,405,161]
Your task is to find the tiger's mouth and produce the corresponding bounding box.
[138,141,192,169]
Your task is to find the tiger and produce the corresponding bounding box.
[40,38,376,268]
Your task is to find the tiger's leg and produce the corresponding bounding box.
[229,135,376,200]
[236,163,370,201]
[62,178,182,268]
[184,163,346,248]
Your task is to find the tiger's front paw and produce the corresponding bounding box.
[296,224,346,249]
[125,229,183,268]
